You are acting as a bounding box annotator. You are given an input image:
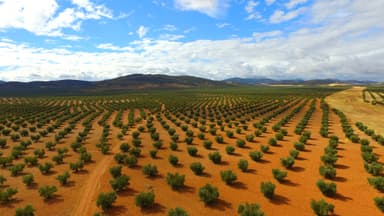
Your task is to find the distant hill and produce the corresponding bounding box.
[97,74,227,90]
[223,77,376,85]
[0,74,230,96]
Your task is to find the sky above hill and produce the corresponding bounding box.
[0,0,383,81]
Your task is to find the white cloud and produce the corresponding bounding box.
[245,1,259,13]
[0,0,383,82]
[216,23,230,28]
[162,24,177,31]
[137,26,149,38]
[159,34,185,41]
[96,43,134,52]
[245,0,262,21]
[0,0,114,38]
[285,0,308,9]
[269,7,307,23]
[265,0,276,6]
[174,0,228,18]
[253,30,282,41]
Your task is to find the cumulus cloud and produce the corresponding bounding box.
[0,0,113,38]
[285,0,308,9]
[269,7,307,23]
[265,0,276,6]
[137,26,149,38]
[174,0,228,18]
[0,0,383,82]
[245,0,262,21]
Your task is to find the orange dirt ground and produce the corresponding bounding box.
[1,97,383,216]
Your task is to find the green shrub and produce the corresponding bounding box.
[149,149,158,159]
[245,135,254,142]
[260,145,269,153]
[0,139,6,148]
[9,163,25,176]
[142,164,158,177]
[203,140,212,149]
[260,181,275,199]
[109,165,122,178]
[294,142,305,151]
[272,169,287,182]
[275,133,284,141]
[280,156,295,169]
[38,185,57,199]
[238,159,248,172]
[365,162,383,176]
[120,143,130,152]
[317,179,336,197]
[168,155,179,166]
[56,172,70,185]
[125,155,138,167]
[310,199,334,216]
[24,156,38,166]
[15,205,35,216]
[237,203,264,216]
[268,138,277,146]
[168,207,188,216]
[190,162,205,175]
[0,175,6,185]
[69,161,84,173]
[220,170,237,185]
[22,174,34,187]
[153,141,163,149]
[215,136,224,144]
[0,188,17,204]
[166,173,185,190]
[319,165,336,179]
[110,175,130,192]
[135,190,155,208]
[360,139,370,146]
[96,192,117,211]
[374,197,384,212]
[198,184,219,205]
[225,145,235,155]
[321,153,338,166]
[362,152,378,163]
[187,146,198,157]
[289,149,299,159]
[236,139,246,148]
[368,177,384,192]
[170,142,178,151]
[249,151,263,162]
[208,151,222,164]
[34,149,45,158]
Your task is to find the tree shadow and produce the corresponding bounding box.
[219,161,230,166]
[290,166,305,172]
[118,187,138,197]
[45,194,64,205]
[281,179,300,187]
[176,184,195,194]
[3,198,23,208]
[74,169,89,175]
[257,159,270,164]
[105,204,129,215]
[140,203,167,214]
[295,156,307,161]
[333,176,347,182]
[246,168,257,174]
[206,198,232,211]
[270,194,290,205]
[201,172,212,178]
[230,181,248,190]
[332,192,353,202]
[334,164,349,169]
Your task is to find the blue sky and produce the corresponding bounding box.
[0,0,383,81]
